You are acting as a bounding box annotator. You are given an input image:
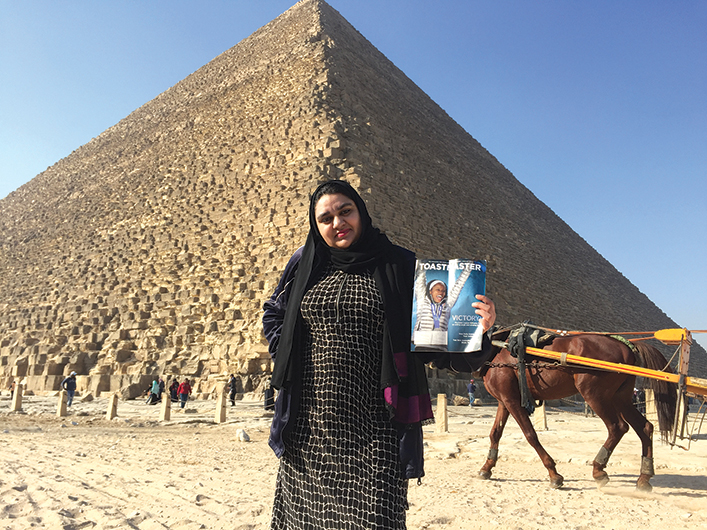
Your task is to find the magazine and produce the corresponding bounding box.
[411,258,487,353]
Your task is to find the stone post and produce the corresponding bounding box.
[106,393,119,420]
[11,383,23,412]
[215,391,227,424]
[644,388,658,425]
[160,392,171,422]
[675,393,688,439]
[435,393,448,434]
[533,401,548,431]
[57,390,68,417]
[674,331,692,443]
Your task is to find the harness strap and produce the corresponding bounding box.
[609,334,639,356]
[507,325,535,415]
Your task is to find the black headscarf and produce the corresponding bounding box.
[270,180,431,424]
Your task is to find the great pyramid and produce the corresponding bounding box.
[1,0,703,398]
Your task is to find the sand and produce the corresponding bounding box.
[1,393,706,530]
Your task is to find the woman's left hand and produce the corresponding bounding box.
[472,295,496,332]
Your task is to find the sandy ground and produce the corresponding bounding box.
[1,393,706,530]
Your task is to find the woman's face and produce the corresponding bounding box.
[314,192,362,249]
[430,283,447,303]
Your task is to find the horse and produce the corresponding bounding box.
[477,330,677,491]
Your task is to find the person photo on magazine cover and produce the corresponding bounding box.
[412,264,472,351]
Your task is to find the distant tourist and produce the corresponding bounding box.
[146,378,160,405]
[264,382,275,411]
[61,372,78,407]
[228,374,238,407]
[158,377,165,399]
[169,378,179,402]
[178,378,192,409]
[467,379,477,406]
[9,380,16,398]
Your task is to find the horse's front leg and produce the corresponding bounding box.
[479,402,509,480]
[505,400,564,488]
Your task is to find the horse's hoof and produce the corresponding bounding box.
[478,470,492,480]
[594,473,610,488]
[636,479,653,492]
[549,475,564,489]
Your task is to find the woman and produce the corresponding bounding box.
[147,378,160,405]
[263,180,495,529]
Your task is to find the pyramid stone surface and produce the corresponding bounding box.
[0,0,703,397]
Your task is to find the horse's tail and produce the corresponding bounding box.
[633,342,677,441]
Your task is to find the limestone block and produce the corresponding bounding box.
[138,336,164,350]
[12,363,28,377]
[29,364,46,376]
[177,325,194,335]
[90,374,111,395]
[118,383,141,400]
[114,350,134,363]
[225,309,243,320]
[123,321,148,331]
[90,363,113,375]
[38,343,63,356]
[146,327,169,338]
[107,329,129,342]
[43,362,65,376]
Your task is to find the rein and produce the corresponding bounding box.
[500,322,658,340]
[506,323,707,341]
[485,359,606,372]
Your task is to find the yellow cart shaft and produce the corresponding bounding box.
[525,346,707,397]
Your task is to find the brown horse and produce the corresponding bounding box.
[478,331,677,491]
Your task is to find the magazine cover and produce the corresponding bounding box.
[411,258,487,353]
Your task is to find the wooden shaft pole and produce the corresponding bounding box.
[524,346,707,396]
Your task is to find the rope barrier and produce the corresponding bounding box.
[505,322,659,336]
[679,397,707,450]
[441,395,706,446]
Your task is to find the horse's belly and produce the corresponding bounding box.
[528,369,578,400]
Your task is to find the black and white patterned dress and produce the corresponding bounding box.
[271,266,407,529]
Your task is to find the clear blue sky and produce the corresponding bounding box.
[1,1,705,347]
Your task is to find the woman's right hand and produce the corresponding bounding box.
[472,295,496,332]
